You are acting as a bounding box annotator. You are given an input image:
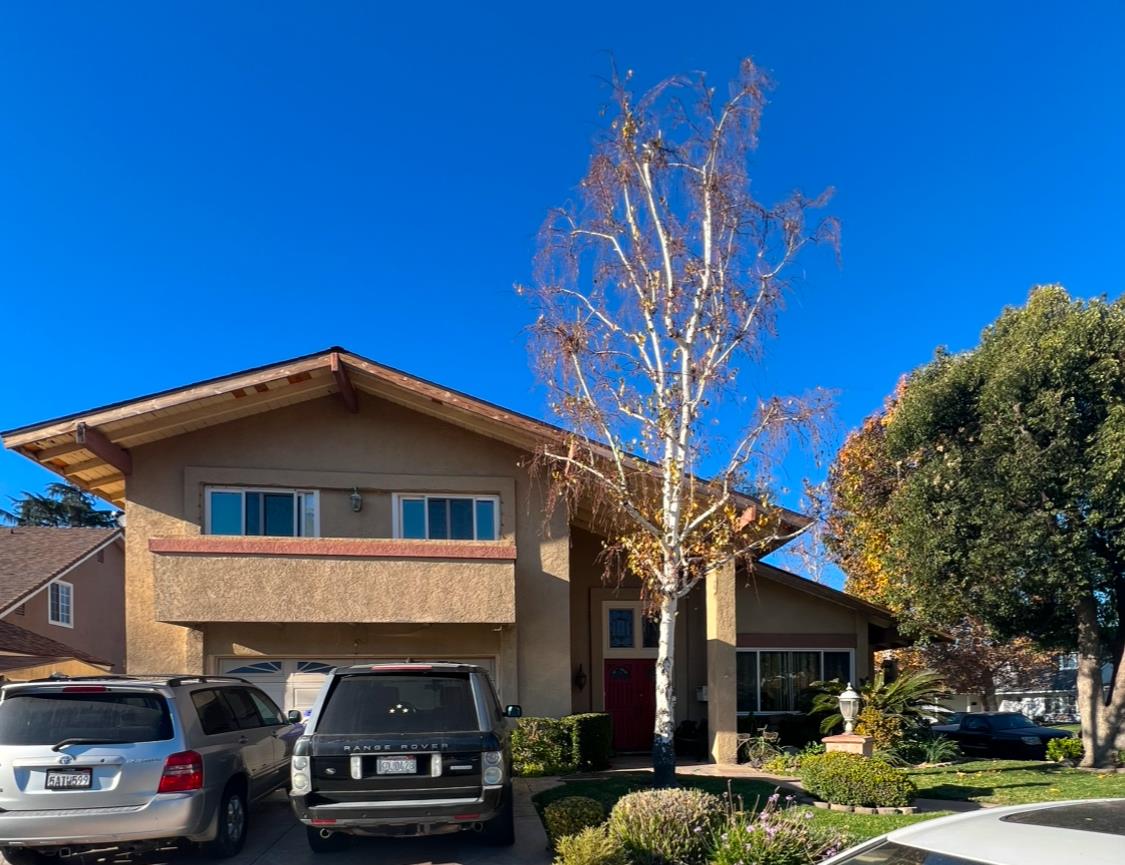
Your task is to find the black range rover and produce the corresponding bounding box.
[289,662,522,853]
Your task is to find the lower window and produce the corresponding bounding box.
[737,649,853,714]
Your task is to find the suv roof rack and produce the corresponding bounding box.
[24,674,250,686]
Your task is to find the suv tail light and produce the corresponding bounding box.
[158,750,203,793]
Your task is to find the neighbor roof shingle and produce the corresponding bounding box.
[0,618,109,667]
[0,526,121,612]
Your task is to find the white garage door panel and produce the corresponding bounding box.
[219,657,498,714]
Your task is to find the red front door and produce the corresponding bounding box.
[604,659,656,752]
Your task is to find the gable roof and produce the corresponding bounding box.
[0,618,110,669]
[751,560,897,626]
[0,348,808,540]
[0,527,122,614]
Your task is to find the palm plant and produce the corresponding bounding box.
[810,669,952,734]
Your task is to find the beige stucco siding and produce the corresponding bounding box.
[737,573,873,681]
[3,541,125,671]
[124,392,571,715]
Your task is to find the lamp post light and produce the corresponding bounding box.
[838,683,862,734]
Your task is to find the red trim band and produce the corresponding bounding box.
[149,537,517,561]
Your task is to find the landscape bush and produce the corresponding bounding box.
[854,707,905,753]
[711,792,852,865]
[543,796,606,848]
[552,825,627,865]
[564,713,614,771]
[514,717,578,776]
[607,787,722,865]
[1046,737,1084,763]
[514,714,614,776]
[800,752,916,807]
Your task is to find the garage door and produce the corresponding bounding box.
[218,657,498,715]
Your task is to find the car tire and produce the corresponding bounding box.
[205,784,249,859]
[478,790,515,846]
[306,826,350,853]
[1,848,51,865]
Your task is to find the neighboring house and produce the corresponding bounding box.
[0,526,123,677]
[1,348,905,762]
[994,654,1113,721]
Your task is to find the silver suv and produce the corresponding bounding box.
[0,674,302,863]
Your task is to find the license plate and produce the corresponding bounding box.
[45,768,93,789]
[376,757,417,775]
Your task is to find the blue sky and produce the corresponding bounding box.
[2,2,1123,585]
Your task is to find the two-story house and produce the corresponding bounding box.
[2,348,904,762]
[0,526,124,678]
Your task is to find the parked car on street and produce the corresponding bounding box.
[290,661,521,853]
[821,798,1124,864]
[0,674,302,864]
[930,711,1073,759]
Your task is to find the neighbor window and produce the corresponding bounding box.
[736,649,853,714]
[394,494,499,540]
[48,581,73,627]
[205,487,319,537]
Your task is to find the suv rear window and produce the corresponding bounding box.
[0,691,173,745]
[318,673,478,734]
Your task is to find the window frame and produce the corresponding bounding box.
[735,647,855,715]
[203,486,320,537]
[391,493,500,541]
[601,601,659,659]
[48,579,74,628]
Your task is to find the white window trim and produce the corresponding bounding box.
[391,493,500,541]
[204,487,320,537]
[48,579,74,629]
[602,601,659,659]
[735,647,855,716]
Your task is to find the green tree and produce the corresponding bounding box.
[877,286,1125,767]
[0,482,119,528]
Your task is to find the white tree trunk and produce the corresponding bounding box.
[652,593,678,787]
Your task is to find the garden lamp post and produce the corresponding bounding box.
[838,683,861,734]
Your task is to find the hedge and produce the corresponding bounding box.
[800,752,916,807]
[564,713,613,771]
[512,713,613,776]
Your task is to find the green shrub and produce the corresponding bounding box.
[711,792,852,865]
[800,752,916,807]
[1046,737,1084,763]
[897,733,961,765]
[854,707,904,752]
[543,796,606,848]
[762,743,827,776]
[608,787,722,864]
[514,717,577,776]
[564,713,614,771]
[553,826,627,865]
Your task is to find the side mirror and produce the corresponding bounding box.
[287,709,303,724]
[505,705,523,718]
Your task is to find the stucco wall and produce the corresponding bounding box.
[3,541,126,671]
[124,392,571,716]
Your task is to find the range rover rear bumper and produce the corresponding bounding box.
[291,786,506,835]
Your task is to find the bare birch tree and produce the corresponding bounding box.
[522,58,837,785]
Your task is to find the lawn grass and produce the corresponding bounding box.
[532,773,949,846]
[907,759,1125,805]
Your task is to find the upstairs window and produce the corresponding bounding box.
[205,487,319,537]
[49,580,73,627]
[394,494,499,541]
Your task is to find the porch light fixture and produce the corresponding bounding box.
[350,487,363,512]
[838,682,861,734]
[573,664,588,691]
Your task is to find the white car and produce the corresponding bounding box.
[821,799,1123,865]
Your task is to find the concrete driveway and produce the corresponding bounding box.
[2,781,553,865]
